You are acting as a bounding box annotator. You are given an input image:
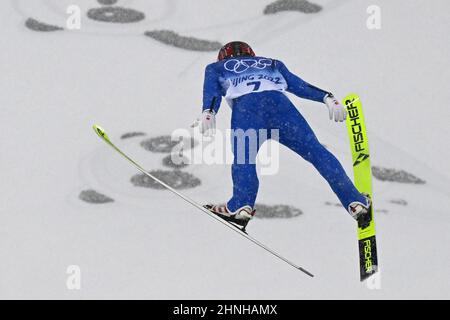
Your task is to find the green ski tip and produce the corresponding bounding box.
[92,124,109,141]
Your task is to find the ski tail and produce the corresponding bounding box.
[343,95,379,281]
[92,124,314,278]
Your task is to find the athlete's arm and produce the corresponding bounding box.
[276,60,346,122]
[276,60,330,103]
[202,63,223,114]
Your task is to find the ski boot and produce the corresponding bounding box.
[204,204,255,232]
[348,193,372,229]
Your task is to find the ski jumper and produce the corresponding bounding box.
[202,57,366,212]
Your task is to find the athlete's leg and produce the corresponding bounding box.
[272,94,367,211]
[227,95,267,212]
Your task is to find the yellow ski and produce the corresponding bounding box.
[92,124,314,277]
[344,94,379,281]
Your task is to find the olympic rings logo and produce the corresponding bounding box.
[224,58,273,74]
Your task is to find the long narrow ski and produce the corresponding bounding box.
[92,124,314,278]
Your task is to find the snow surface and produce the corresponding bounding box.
[1,0,450,299]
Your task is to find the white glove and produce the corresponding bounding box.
[191,109,216,137]
[324,94,347,122]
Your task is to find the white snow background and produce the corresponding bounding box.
[1,0,449,299]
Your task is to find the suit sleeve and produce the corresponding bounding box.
[202,64,223,113]
[276,60,330,103]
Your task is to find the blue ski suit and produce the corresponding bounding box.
[202,56,366,212]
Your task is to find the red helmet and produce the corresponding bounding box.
[217,41,255,61]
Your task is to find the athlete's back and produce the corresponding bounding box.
[203,55,330,111]
[213,56,287,101]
